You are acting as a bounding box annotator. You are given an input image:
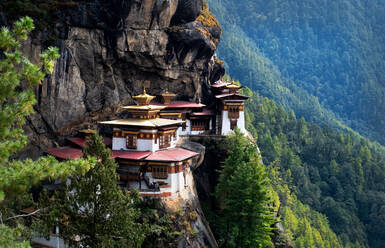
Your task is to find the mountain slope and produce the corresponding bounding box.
[244,89,385,248]
[207,0,385,145]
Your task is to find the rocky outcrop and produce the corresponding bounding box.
[165,138,218,248]
[0,0,224,158]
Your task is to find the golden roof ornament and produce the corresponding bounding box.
[133,87,156,106]
[79,124,96,134]
[226,80,241,89]
[160,87,176,104]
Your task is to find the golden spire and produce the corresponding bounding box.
[133,87,155,106]
[79,124,96,135]
[226,80,241,89]
[160,87,176,104]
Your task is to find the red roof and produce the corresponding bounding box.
[46,146,198,162]
[46,147,152,161]
[45,147,83,160]
[191,109,216,116]
[111,150,151,160]
[145,148,198,162]
[153,101,205,109]
[67,137,112,148]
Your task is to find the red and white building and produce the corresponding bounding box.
[211,80,249,135]
[46,89,199,198]
[45,80,248,198]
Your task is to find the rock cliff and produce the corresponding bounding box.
[1,1,224,247]
[0,0,224,158]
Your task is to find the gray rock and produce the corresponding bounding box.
[1,0,224,157]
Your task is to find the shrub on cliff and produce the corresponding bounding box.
[215,129,276,247]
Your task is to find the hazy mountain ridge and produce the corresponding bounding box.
[207,0,385,145]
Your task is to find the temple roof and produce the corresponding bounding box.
[153,101,205,109]
[67,137,112,148]
[215,93,249,100]
[211,80,230,88]
[79,127,97,134]
[46,147,83,160]
[190,109,216,116]
[111,150,152,160]
[122,105,166,111]
[99,118,184,127]
[145,148,198,162]
[46,147,198,162]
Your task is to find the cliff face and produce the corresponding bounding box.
[0,0,224,158]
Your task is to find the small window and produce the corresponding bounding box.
[159,133,171,148]
[191,120,205,131]
[126,135,137,149]
[152,166,168,179]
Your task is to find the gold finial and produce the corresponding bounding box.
[133,87,155,106]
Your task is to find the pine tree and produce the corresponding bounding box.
[0,17,94,247]
[216,129,276,247]
[38,134,147,247]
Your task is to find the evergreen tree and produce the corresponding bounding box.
[216,129,275,247]
[38,134,147,247]
[0,17,94,247]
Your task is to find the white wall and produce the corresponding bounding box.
[191,130,204,135]
[221,110,246,135]
[137,139,158,152]
[112,137,126,150]
[238,111,246,133]
[221,110,231,135]
[178,119,191,136]
[112,137,159,151]
[144,162,186,194]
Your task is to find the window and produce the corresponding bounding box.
[126,135,137,149]
[228,106,240,119]
[191,120,205,131]
[159,133,171,148]
[230,119,237,130]
[152,166,168,179]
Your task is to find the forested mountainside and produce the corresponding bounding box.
[243,88,385,248]
[207,0,385,145]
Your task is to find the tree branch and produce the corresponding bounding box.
[5,208,43,221]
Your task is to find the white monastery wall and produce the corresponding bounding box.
[112,137,126,150]
[238,111,246,133]
[221,110,246,135]
[178,119,191,136]
[137,139,158,152]
[221,110,231,135]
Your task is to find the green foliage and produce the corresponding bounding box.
[207,0,385,146]
[269,165,343,248]
[136,198,179,248]
[245,90,385,247]
[0,225,30,248]
[37,134,146,247]
[0,17,95,247]
[214,129,276,248]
